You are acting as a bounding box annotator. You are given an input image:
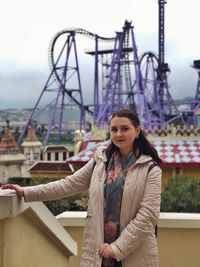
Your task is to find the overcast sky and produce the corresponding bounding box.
[0,0,200,109]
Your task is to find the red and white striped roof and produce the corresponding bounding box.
[67,138,200,166]
[67,140,110,163]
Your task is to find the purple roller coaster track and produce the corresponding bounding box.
[17,1,199,146]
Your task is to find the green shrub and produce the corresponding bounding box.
[161,176,200,213]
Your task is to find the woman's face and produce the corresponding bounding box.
[110,116,140,157]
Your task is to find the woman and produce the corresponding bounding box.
[1,109,162,267]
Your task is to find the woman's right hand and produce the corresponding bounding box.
[1,184,24,197]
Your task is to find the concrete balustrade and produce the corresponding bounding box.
[57,211,200,267]
[0,192,77,267]
[158,212,200,267]
[1,192,199,267]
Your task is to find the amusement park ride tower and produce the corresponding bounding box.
[17,28,115,145]
[89,0,183,127]
[92,20,150,128]
[18,0,189,146]
[140,0,183,126]
[191,60,200,124]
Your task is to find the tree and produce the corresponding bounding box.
[161,175,200,213]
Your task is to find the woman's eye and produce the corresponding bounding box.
[122,127,129,131]
[111,128,117,132]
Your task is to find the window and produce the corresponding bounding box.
[63,152,67,161]
[55,152,59,161]
[26,153,30,160]
[34,153,39,160]
[47,152,51,161]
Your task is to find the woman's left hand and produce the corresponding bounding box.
[1,184,24,197]
[99,243,115,259]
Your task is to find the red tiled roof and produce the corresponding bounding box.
[29,162,72,172]
[0,127,19,153]
[44,146,69,152]
[25,128,39,142]
[79,140,103,151]
[67,138,200,166]
[67,140,109,164]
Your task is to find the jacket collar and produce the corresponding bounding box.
[94,149,153,165]
[94,148,107,162]
[134,154,153,165]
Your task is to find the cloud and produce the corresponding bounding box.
[1,0,200,109]
[0,66,48,108]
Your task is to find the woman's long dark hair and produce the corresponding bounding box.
[105,109,162,166]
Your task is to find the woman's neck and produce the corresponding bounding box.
[120,149,133,160]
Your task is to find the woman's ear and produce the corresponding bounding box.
[136,126,141,138]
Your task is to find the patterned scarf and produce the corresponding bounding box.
[102,151,135,267]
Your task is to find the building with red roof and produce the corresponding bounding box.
[67,135,200,187]
[0,121,26,184]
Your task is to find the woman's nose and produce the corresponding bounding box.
[117,130,122,136]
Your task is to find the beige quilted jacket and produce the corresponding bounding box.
[24,149,162,267]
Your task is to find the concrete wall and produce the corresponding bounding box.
[56,211,86,267]
[158,213,200,267]
[162,166,200,188]
[43,151,69,161]
[158,228,200,267]
[1,194,199,267]
[23,145,41,164]
[65,226,84,267]
[0,164,24,184]
[57,211,200,267]
[0,214,69,267]
[0,194,77,267]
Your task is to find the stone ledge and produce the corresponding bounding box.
[159,212,200,229]
[0,191,77,257]
[56,211,87,227]
[56,211,200,229]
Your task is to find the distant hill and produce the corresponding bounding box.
[32,107,81,124]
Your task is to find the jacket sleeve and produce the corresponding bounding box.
[110,166,162,261]
[23,159,95,202]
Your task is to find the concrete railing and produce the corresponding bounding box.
[1,190,199,267]
[0,191,77,267]
[158,212,200,267]
[57,211,200,267]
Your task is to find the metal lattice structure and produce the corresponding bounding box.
[156,0,183,125]
[18,29,115,146]
[191,60,200,124]
[92,20,150,127]
[18,1,190,145]
[139,1,183,126]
